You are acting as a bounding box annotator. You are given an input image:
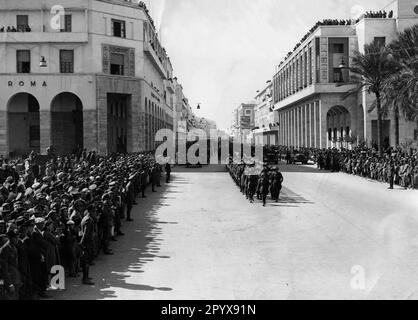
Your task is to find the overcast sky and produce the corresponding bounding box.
[145,0,391,129]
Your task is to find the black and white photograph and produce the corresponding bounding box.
[0,0,417,306]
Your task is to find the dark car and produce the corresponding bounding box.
[293,153,308,165]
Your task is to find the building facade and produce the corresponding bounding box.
[253,82,279,146]
[0,0,177,157]
[231,103,256,142]
[273,0,418,150]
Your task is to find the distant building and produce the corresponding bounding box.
[273,0,418,150]
[253,82,279,146]
[230,103,256,142]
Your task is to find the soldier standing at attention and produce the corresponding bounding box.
[79,205,95,285]
[125,176,134,222]
[140,169,147,198]
[387,161,395,190]
[165,163,171,183]
[151,166,159,192]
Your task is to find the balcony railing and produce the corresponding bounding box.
[0,31,88,43]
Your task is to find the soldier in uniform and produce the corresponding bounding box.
[270,168,284,202]
[99,194,113,255]
[16,217,33,300]
[27,218,49,299]
[387,161,395,190]
[79,205,95,285]
[247,174,258,204]
[260,170,270,207]
[165,163,171,183]
[140,169,148,198]
[151,166,158,192]
[125,176,135,222]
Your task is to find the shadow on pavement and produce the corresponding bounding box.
[53,178,182,300]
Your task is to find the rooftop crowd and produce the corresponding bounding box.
[0,25,31,32]
[0,149,171,300]
[278,10,393,67]
[270,145,418,190]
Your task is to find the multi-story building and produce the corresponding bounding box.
[0,0,177,157]
[253,81,279,146]
[273,0,418,150]
[231,103,256,142]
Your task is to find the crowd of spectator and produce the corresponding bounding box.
[364,10,393,19]
[0,149,170,300]
[268,145,418,190]
[0,25,31,32]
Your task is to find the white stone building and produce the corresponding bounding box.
[0,0,177,157]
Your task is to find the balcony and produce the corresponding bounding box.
[144,41,167,78]
[164,79,175,94]
[273,82,358,110]
[0,32,88,43]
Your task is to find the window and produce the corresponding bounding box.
[60,50,74,73]
[60,15,72,32]
[333,68,343,83]
[110,53,124,75]
[17,50,30,73]
[245,109,251,116]
[17,15,28,32]
[332,43,344,54]
[112,19,126,38]
[374,37,386,47]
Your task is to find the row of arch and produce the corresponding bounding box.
[326,104,365,148]
[7,92,83,157]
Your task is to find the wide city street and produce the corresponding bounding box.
[53,164,418,300]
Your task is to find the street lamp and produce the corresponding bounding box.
[40,56,47,68]
[338,57,347,69]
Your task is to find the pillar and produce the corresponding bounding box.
[39,110,51,155]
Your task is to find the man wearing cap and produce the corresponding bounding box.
[99,194,113,255]
[27,218,49,299]
[16,217,33,300]
[0,225,22,300]
[140,169,148,198]
[165,163,171,183]
[79,205,95,285]
[270,168,284,202]
[125,177,134,222]
[258,170,270,207]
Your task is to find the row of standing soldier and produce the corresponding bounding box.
[0,150,171,300]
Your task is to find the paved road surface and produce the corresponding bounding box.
[53,164,418,300]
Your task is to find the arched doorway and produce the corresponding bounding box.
[50,92,83,155]
[326,105,351,149]
[7,93,40,157]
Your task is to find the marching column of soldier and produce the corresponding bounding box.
[227,161,284,207]
[0,149,172,300]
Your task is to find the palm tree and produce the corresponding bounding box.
[346,41,398,154]
[382,25,418,146]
